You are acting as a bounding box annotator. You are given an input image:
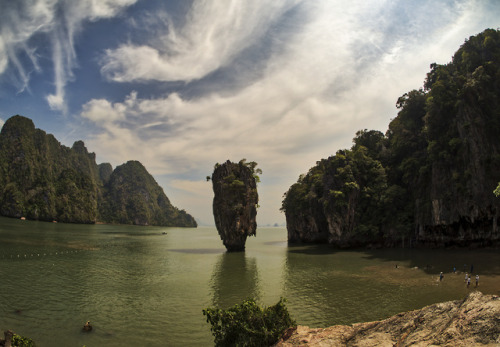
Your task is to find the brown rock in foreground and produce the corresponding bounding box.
[276,291,500,346]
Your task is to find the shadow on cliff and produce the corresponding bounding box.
[209,252,261,308]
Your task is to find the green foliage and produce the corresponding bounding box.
[12,333,36,347]
[352,129,386,161]
[203,298,295,347]
[282,145,388,242]
[211,159,260,209]
[239,158,262,183]
[494,183,500,197]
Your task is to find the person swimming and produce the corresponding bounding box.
[83,321,92,332]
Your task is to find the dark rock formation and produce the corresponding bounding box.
[0,115,196,227]
[277,291,500,346]
[282,29,500,248]
[211,160,259,251]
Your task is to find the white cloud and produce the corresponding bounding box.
[81,98,127,123]
[101,0,303,82]
[0,0,137,111]
[0,37,8,73]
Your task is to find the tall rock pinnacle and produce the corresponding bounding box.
[211,160,260,251]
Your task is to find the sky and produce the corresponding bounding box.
[0,0,499,226]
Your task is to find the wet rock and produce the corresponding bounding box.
[276,291,500,346]
[0,330,13,347]
[211,160,259,251]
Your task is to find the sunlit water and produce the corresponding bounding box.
[0,216,499,346]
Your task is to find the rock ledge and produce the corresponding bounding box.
[276,291,500,346]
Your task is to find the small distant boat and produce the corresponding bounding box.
[162,232,167,235]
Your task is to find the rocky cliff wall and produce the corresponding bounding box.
[211,160,258,251]
[282,29,500,248]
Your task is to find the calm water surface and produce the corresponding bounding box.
[0,217,499,346]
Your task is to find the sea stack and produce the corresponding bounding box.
[211,160,259,251]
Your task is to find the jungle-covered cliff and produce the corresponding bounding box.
[0,115,196,227]
[100,160,197,227]
[211,159,260,251]
[282,28,500,248]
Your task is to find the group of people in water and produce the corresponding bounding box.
[439,264,479,287]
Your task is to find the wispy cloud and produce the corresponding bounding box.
[0,0,136,112]
[81,0,499,224]
[100,0,303,82]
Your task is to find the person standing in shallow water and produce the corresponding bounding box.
[476,274,479,287]
[439,272,444,281]
[467,276,471,288]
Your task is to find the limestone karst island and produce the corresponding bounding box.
[209,159,260,251]
[0,115,196,227]
[282,28,500,250]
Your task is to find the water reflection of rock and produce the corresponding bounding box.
[282,246,347,327]
[210,252,260,308]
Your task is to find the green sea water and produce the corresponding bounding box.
[0,216,499,346]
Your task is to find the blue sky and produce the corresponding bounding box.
[0,0,499,226]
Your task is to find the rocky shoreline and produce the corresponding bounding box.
[276,291,499,346]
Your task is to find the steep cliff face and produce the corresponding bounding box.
[412,30,500,246]
[283,146,389,248]
[414,101,500,247]
[0,115,99,223]
[0,115,197,227]
[282,29,500,248]
[211,160,259,251]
